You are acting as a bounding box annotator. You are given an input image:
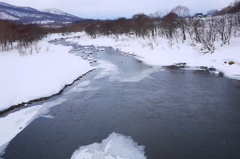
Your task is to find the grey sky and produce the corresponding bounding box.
[1,0,235,19]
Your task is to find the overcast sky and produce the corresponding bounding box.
[1,0,235,19]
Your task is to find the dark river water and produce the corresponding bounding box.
[2,39,240,159]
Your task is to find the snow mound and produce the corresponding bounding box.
[71,132,146,159]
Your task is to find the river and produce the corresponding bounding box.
[2,39,240,159]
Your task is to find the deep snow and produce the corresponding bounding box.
[0,34,92,112]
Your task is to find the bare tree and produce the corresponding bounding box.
[192,18,203,43]
[217,17,233,46]
[132,13,151,38]
[171,5,190,41]
[85,24,98,38]
[162,12,179,39]
[33,42,42,53]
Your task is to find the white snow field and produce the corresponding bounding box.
[71,132,146,159]
[0,34,92,112]
[66,32,240,80]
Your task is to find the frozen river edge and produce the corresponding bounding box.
[0,69,94,115]
[1,31,240,113]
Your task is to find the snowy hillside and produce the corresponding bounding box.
[41,8,76,17]
[0,11,19,20]
[0,2,39,13]
[0,2,82,23]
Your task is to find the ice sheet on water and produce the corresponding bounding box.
[65,80,99,95]
[94,60,162,83]
[40,114,54,119]
[116,66,163,83]
[76,81,91,87]
[94,60,119,80]
[0,97,67,156]
[71,132,146,159]
[0,143,8,157]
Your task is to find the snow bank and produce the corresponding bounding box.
[71,132,146,159]
[189,44,240,79]
[0,34,92,112]
[66,32,240,80]
[0,73,102,156]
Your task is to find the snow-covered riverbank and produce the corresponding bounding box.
[0,31,239,158]
[66,32,240,80]
[0,34,92,112]
[1,30,239,128]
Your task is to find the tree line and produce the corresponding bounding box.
[65,4,240,53]
[0,20,46,52]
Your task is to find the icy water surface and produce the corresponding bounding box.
[2,39,240,159]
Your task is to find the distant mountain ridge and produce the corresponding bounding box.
[0,2,83,24]
[41,8,75,17]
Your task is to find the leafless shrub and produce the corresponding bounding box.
[18,47,27,56]
[29,45,33,55]
[34,42,42,53]
[217,17,233,46]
